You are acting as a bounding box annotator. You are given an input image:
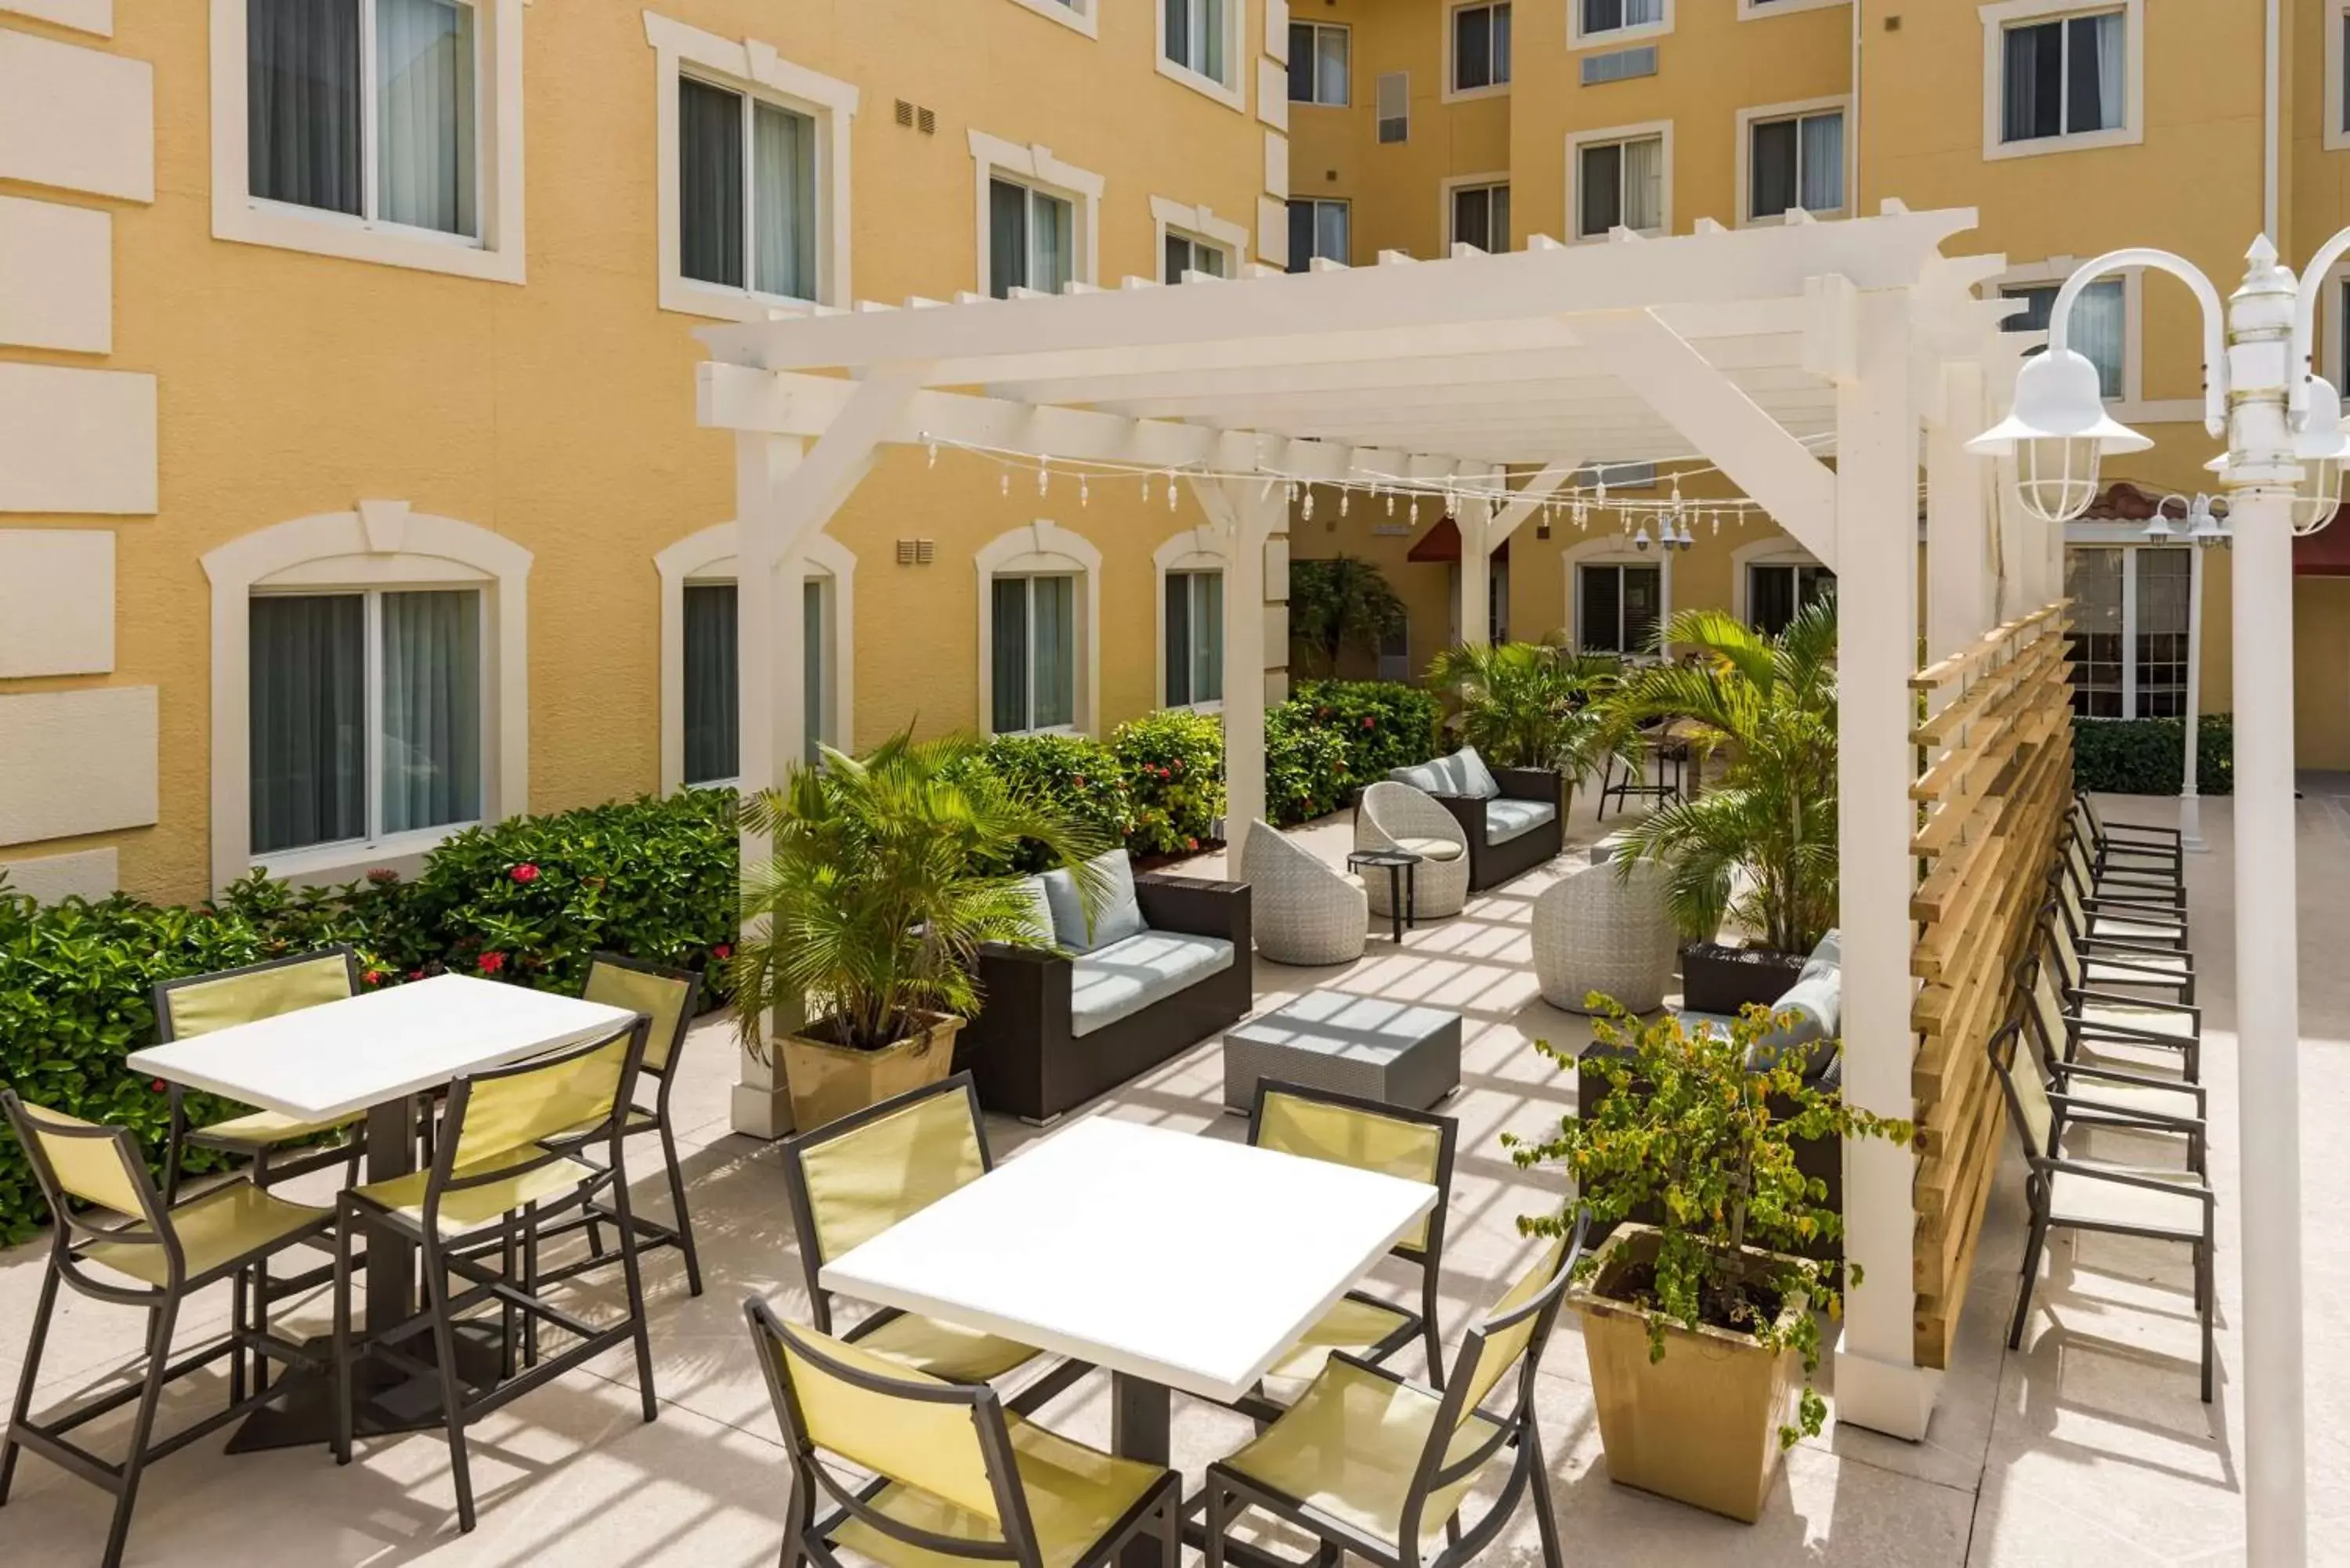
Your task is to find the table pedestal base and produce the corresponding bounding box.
[225,1321,506,1454]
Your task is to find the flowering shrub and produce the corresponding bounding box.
[1288,680,1444,793]
[1112,709,1227,857]
[1266,703,1351,825]
[951,734,1134,873]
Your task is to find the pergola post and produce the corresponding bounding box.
[1926,359,1997,670]
[1199,456,1285,863]
[1832,287,1938,1439]
[1457,493,1494,649]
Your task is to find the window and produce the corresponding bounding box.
[1999,9,2124,143]
[2336,1,2350,145]
[1003,0,1097,33]
[682,581,756,784]
[1577,564,1661,655]
[989,178,1075,297]
[1452,3,1511,92]
[1575,134,1665,238]
[1376,71,1410,143]
[1376,617,1412,683]
[1450,182,1510,252]
[1289,22,1350,105]
[1748,108,1845,221]
[1286,199,1350,272]
[1164,571,1225,707]
[2002,279,2124,400]
[1164,230,1230,283]
[992,575,1079,732]
[1578,0,1665,41]
[677,76,817,301]
[245,0,479,238]
[1746,563,1835,636]
[249,588,482,856]
[2066,547,2189,719]
[1162,0,1231,87]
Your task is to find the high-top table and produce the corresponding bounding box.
[822,1115,1437,1568]
[128,974,638,1450]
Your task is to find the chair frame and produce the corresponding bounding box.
[2010,956,2207,1172]
[747,1298,1182,1568]
[2048,854,2187,949]
[1201,1215,1589,1568]
[1988,1020,2217,1402]
[0,1091,334,1568]
[2045,894,2196,1006]
[330,1015,660,1534]
[2075,797,2186,880]
[1595,729,1687,821]
[2036,908,2204,1078]
[1235,1080,1458,1420]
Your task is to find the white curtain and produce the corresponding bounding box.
[1619,137,1662,231]
[1624,0,1662,25]
[803,577,826,761]
[1031,191,1074,294]
[380,589,482,833]
[2070,278,2126,399]
[1318,27,1350,104]
[1196,571,1224,703]
[1800,111,1844,212]
[1030,576,1076,729]
[753,101,817,300]
[2082,12,2124,132]
[376,0,476,237]
[250,594,367,853]
[1314,201,1349,265]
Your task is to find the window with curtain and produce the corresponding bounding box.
[1285,199,1350,272]
[2064,546,2189,718]
[989,178,1075,298]
[1289,22,1350,104]
[1577,563,1661,654]
[1748,109,1844,220]
[248,0,479,237]
[992,574,1079,732]
[682,582,739,785]
[1451,182,1511,252]
[1164,0,1229,84]
[1746,562,1835,636]
[1580,0,1664,36]
[1488,558,1510,644]
[1452,4,1511,91]
[1577,135,1663,237]
[678,75,818,300]
[2001,10,2124,143]
[1164,231,1229,283]
[250,588,482,856]
[1376,71,1410,142]
[1164,570,1224,707]
[802,577,828,763]
[2003,278,2125,399]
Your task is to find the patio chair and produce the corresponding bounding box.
[2011,956,2207,1172]
[2045,894,2196,1006]
[1530,856,1679,1015]
[745,1299,1182,1568]
[1354,782,1470,919]
[0,1092,334,1568]
[2030,919,2202,1082]
[1595,727,1687,820]
[1237,1083,1458,1417]
[1987,1020,2217,1402]
[330,1016,660,1534]
[1242,819,1369,966]
[2073,797,2187,883]
[2049,851,2188,950]
[1201,1215,1590,1568]
[2061,815,2184,908]
[779,1074,1086,1411]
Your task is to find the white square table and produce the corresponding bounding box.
[821,1115,1437,1565]
[127,974,638,1448]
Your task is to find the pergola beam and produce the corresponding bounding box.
[1489,462,1578,546]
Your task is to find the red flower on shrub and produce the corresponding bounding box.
[1073,775,1086,788]
[363,970,386,987]
[1184,836,1198,851]
[366,868,398,885]
[510,863,540,884]
[712,942,733,960]
[407,969,427,981]
[477,952,507,975]
[1362,717,1376,729]
[150,1078,166,1093]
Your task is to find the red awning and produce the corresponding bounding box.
[2296,514,2350,575]
[1405,518,1510,564]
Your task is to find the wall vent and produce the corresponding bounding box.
[1581,45,1658,86]
[918,107,936,135]
[895,99,914,126]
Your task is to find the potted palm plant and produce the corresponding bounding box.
[1596,599,1838,1015]
[1287,555,1407,677]
[1425,638,1621,809]
[1506,1001,1910,1522]
[731,731,1111,1131]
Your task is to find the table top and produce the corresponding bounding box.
[126,974,638,1123]
[1347,847,1423,868]
[819,1115,1437,1404]
[1227,988,1459,1054]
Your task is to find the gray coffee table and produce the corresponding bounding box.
[1222,989,1462,1115]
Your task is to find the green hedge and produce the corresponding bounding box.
[1267,704,1353,825]
[0,789,739,1241]
[952,734,1135,874]
[1112,710,1227,856]
[2073,714,2233,797]
[1287,680,1445,797]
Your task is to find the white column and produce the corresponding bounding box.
[2180,541,2207,850]
[1457,491,1494,649]
[1926,360,1995,671]
[1206,470,1284,865]
[1831,287,1940,1440]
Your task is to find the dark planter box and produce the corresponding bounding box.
[1680,942,1806,1017]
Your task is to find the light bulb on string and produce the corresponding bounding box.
[1036,464,1050,497]
[1340,490,1350,519]
[1166,475,1179,512]
[1410,498,1420,525]
[1000,471,1010,497]
[926,439,938,469]
[1141,475,1152,504]
[1710,511,1721,536]
[1386,493,1396,518]
[1079,475,1090,508]
[1302,490,1315,522]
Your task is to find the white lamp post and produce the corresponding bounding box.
[2142,493,2222,851]
[1970,236,2345,1568]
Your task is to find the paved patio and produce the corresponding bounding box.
[2,788,2343,1566]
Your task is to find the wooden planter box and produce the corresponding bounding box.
[780,1010,964,1133]
[1679,942,1806,1017]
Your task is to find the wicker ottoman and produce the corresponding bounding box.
[1222,989,1462,1114]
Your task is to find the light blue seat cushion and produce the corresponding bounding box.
[1483,798,1557,845]
[1388,749,1502,800]
[1453,746,1502,800]
[1744,930,1842,1080]
[1043,849,1149,954]
[1068,931,1235,1038]
[1010,876,1058,947]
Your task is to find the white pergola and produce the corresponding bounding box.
[695,203,2030,1439]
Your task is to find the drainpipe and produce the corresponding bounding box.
[2266,0,2281,242]
[1850,0,1864,208]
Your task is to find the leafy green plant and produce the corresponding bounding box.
[2073,714,2232,797]
[953,733,1136,873]
[1596,600,1839,956]
[1288,556,1407,677]
[731,732,1111,1052]
[1425,641,1622,806]
[1506,1001,1911,1445]
[1112,709,1227,857]
[1286,679,1444,793]
[1266,702,1353,826]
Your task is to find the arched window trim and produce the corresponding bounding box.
[1152,525,1231,713]
[974,520,1102,736]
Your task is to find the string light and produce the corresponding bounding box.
[1079,475,1089,508]
[1000,471,1010,497]
[926,439,938,469]
[1036,464,1050,497]
[1141,475,1152,504]
[1302,490,1315,522]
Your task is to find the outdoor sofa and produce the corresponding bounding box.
[1385,746,1564,891]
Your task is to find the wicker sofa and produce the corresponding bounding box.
[961,869,1253,1123]
[1386,747,1564,891]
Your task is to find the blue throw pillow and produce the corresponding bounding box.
[1042,848,1148,954]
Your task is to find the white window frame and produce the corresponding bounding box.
[1290,20,1351,106]
[1002,0,1099,38]
[1734,96,1851,226]
[1156,0,1246,110]
[1730,537,1830,628]
[970,131,1104,297]
[1990,257,2200,427]
[2329,0,2350,152]
[1566,121,1672,243]
[1154,526,1230,712]
[1152,196,1247,283]
[1441,173,1512,253]
[201,505,530,893]
[1564,534,1672,656]
[1287,197,1352,270]
[208,0,526,283]
[1737,0,1849,18]
[653,522,856,793]
[2320,264,2350,393]
[976,521,1101,737]
[646,13,857,323]
[1569,0,1672,51]
[1444,1,1512,103]
[2059,530,2197,721]
[1979,0,2144,162]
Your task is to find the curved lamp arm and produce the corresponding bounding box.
[2290,224,2350,420]
[2051,247,2229,437]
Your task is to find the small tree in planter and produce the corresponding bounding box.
[1425,640,1622,807]
[1504,999,1910,1521]
[731,731,1111,1130]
